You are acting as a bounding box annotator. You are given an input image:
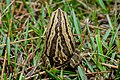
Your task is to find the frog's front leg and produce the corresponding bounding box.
[42,53,51,69]
[70,50,81,68]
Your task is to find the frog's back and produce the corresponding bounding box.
[43,8,75,67]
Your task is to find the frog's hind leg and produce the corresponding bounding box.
[70,51,81,68]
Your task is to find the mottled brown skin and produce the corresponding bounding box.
[42,8,80,68]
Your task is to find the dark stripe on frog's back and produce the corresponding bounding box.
[62,12,75,52]
[49,23,58,66]
[44,9,60,66]
[44,8,76,67]
[49,8,71,66]
[57,9,71,58]
[44,11,56,56]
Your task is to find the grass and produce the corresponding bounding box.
[0,0,120,80]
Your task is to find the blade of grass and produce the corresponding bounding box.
[14,44,18,77]
[22,0,36,22]
[6,0,11,5]
[115,62,120,79]
[93,54,106,71]
[107,14,113,30]
[41,5,45,26]
[19,56,29,80]
[102,29,111,41]
[109,24,120,47]
[116,37,120,52]
[46,69,61,80]
[102,14,113,42]
[96,0,107,11]
[3,73,7,80]
[86,19,96,52]
[96,34,104,63]
[78,66,87,80]
[60,69,63,80]
[24,21,29,50]
[105,24,120,57]
[110,52,116,63]
[7,37,10,65]
[8,73,12,80]
[90,37,96,52]
[46,2,51,17]
[63,0,69,12]
[84,58,94,72]
[71,9,81,40]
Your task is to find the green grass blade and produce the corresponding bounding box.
[107,14,113,30]
[116,37,120,52]
[115,62,120,79]
[101,15,113,47]
[84,58,94,72]
[78,66,87,80]
[7,37,10,65]
[22,0,36,21]
[71,9,81,39]
[46,69,61,80]
[95,34,104,62]
[24,22,29,49]
[109,24,120,47]
[93,55,106,71]
[90,37,96,52]
[60,69,63,79]
[8,73,12,80]
[41,5,45,26]
[6,0,11,5]
[3,73,7,80]
[102,29,111,41]
[96,0,107,11]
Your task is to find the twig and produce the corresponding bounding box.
[0,37,40,47]
[1,49,7,79]
[101,63,118,69]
